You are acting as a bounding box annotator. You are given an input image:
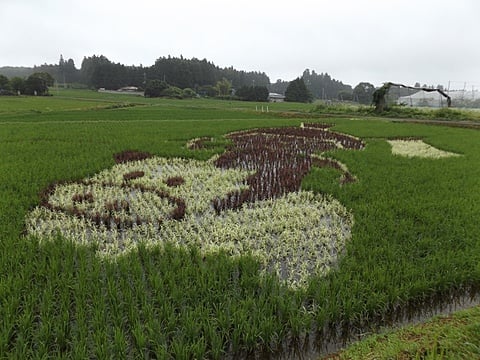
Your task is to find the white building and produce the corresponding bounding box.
[268,92,286,102]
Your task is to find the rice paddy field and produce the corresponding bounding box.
[1,90,480,359]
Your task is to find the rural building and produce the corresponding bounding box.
[268,92,286,102]
[118,86,139,92]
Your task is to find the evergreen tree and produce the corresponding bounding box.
[285,77,312,103]
[236,85,269,102]
[301,69,352,100]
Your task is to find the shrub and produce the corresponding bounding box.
[144,80,169,98]
[161,86,184,99]
[182,88,197,98]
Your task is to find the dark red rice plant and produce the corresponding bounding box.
[212,126,364,212]
[114,150,152,164]
[123,171,145,182]
[165,176,185,187]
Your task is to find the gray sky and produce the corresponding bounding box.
[1,0,479,88]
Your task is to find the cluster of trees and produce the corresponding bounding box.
[8,54,452,105]
[33,55,81,85]
[0,72,54,96]
[150,56,269,90]
[235,85,269,102]
[0,54,360,102]
[31,54,270,92]
[0,55,272,99]
[285,78,312,103]
[270,70,352,102]
[144,80,197,99]
[352,82,376,104]
[301,69,352,100]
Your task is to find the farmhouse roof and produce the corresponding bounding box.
[268,92,285,99]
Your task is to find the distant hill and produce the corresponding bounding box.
[0,66,34,79]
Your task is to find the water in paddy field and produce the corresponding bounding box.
[231,287,480,359]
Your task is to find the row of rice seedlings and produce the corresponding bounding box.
[116,244,295,358]
[0,236,99,358]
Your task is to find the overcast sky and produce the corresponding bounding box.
[1,0,479,88]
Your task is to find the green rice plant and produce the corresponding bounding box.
[112,327,128,359]
[2,91,480,358]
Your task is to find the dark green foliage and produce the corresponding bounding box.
[57,55,79,84]
[285,77,312,103]
[80,55,270,90]
[9,77,25,94]
[372,83,390,112]
[24,72,54,96]
[161,86,184,99]
[144,80,169,98]
[337,89,353,101]
[80,55,133,90]
[302,69,352,100]
[182,88,197,98]
[0,74,9,89]
[197,85,218,97]
[236,85,269,102]
[0,74,14,95]
[2,54,271,92]
[352,82,376,104]
[27,56,81,86]
[144,82,188,99]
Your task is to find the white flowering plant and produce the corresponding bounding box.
[388,139,461,159]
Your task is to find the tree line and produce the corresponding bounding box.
[30,54,270,93]
[0,72,54,96]
[0,54,352,101]
[0,54,395,103]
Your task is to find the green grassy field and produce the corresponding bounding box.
[1,91,479,358]
[328,305,480,359]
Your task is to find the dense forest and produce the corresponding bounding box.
[0,54,355,100]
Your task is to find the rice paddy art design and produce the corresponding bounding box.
[387,139,461,159]
[26,124,364,287]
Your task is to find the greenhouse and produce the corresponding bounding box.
[398,89,479,108]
